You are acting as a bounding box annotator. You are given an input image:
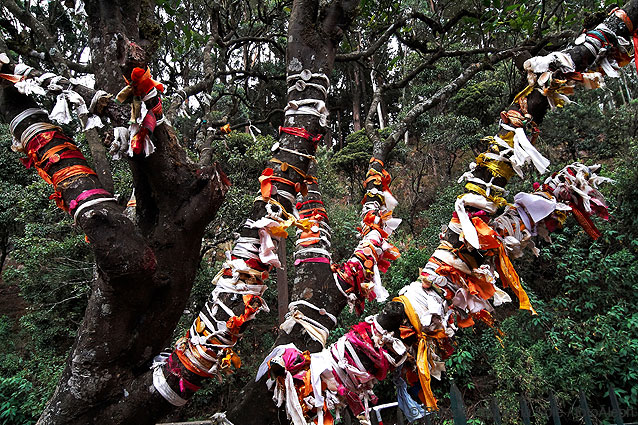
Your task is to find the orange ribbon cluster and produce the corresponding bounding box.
[177,292,264,378]
[225,295,264,336]
[611,8,638,73]
[394,296,451,411]
[0,73,25,83]
[362,168,392,194]
[471,217,536,313]
[122,67,165,99]
[259,167,314,199]
[22,129,96,211]
[570,202,602,240]
[115,67,165,145]
[174,154,287,381]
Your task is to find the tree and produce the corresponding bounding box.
[0,0,636,424]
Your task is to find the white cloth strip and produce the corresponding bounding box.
[152,364,187,406]
[73,197,117,224]
[500,122,550,174]
[293,247,331,258]
[284,99,329,126]
[18,122,60,153]
[280,306,330,347]
[286,70,330,87]
[276,189,298,207]
[9,108,48,136]
[271,142,316,161]
[143,87,158,102]
[89,90,110,113]
[236,236,260,244]
[289,300,337,325]
[14,63,34,76]
[211,412,235,425]
[287,80,328,98]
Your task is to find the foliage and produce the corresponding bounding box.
[0,126,35,269]
[0,128,115,420]
[0,374,36,425]
[331,129,376,198]
[325,84,638,423]
[435,100,638,423]
[201,131,274,247]
[452,79,508,126]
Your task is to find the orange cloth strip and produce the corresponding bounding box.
[52,165,97,188]
[471,217,536,314]
[394,295,438,411]
[126,67,165,96]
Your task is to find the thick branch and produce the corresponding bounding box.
[377,49,521,158]
[5,40,92,73]
[336,9,480,62]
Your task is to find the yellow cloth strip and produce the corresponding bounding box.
[463,182,509,208]
[475,154,515,180]
[512,84,534,105]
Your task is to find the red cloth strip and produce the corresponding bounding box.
[279,126,322,143]
[296,199,324,209]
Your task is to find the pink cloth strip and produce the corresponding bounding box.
[68,189,112,212]
[294,257,330,266]
[452,209,488,219]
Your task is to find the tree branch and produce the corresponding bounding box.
[2,0,71,75]
[375,48,523,159]
[5,40,92,73]
[336,19,406,62]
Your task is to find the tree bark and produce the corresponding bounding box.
[1,45,229,423]
[197,1,360,424]
[225,3,638,424]
[276,240,289,325]
[352,65,362,131]
[85,1,143,95]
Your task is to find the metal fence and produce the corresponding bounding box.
[365,383,637,425]
[158,382,637,425]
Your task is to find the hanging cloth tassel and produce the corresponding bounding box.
[393,295,438,411]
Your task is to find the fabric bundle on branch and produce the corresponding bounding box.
[332,158,402,314]
[157,122,327,405]
[255,7,638,420]
[257,318,407,425]
[8,113,114,217]
[1,64,108,132]
[0,62,169,162]
[114,66,166,157]
[162,193,313,401]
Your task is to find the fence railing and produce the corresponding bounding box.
[157,382,636,425]
[365,382,637,425]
